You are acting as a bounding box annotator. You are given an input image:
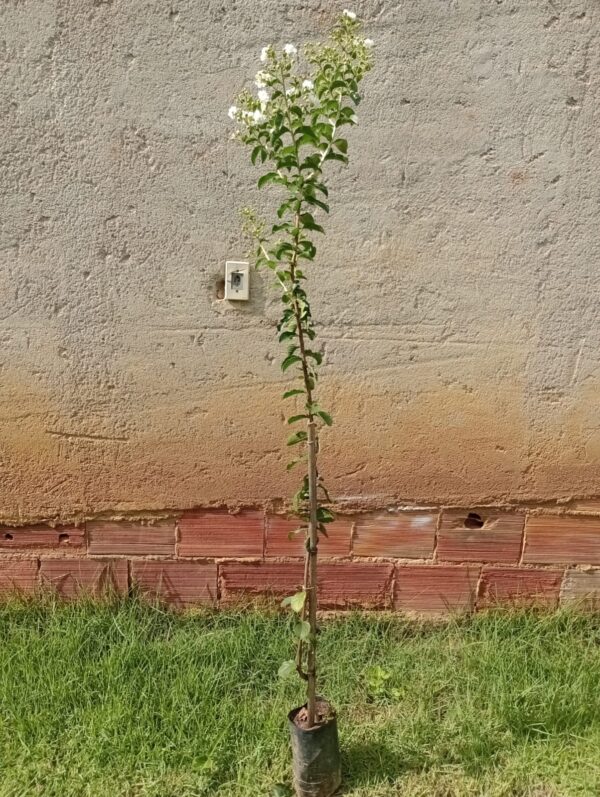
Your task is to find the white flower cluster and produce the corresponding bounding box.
[255,70,271,88]
[228,105,265,124]
[228,16,373,127]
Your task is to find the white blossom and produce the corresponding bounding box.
[260,46,270,63]
[343,9,357,20]
[364,38,374,48]
[283,43,297,57]
[227,105,238,120]
[242,110,254,121]
[302,79,314,91]
[253,108,266,123]
[257,89,270,106]
[255,71,271,88]
[286,87,297,96]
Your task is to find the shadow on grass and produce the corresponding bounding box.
[339,738,410,792]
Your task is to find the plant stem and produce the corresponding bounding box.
[287,211,320,722]
[306,420,319,727]
[281,71,320,724]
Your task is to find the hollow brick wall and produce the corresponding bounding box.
[1,507,600,613]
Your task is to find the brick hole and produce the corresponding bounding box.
[58,533,70,544]
[215,277,225,300]
[464,512,484,529]
[4,533,13,541]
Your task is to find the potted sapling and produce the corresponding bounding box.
[228,10,374,797]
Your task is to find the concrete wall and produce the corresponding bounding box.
[1,0,598,522]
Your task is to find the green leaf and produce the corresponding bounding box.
[272,222,293,234]
[281,590,307,613]
[305,350,323,365]
[274,242,294,259]
[299,213,325,234]
[278,331,296,343]
[317,506,335,524]
[324,151,348,163]
[313,182,329,197]
[278,660,297,679]
[283,389,305,399]
[300,154,322,171]
[281,355,301,372]
[316,122,334,141]
[293,619,311,641]
[287,431,308,446]
[295,125,319,141]
[287,414,308,425]
[297,133,317,148]
[304,195,330,213]
[287,430,308,446]
[258,172,281,189]
[298,240,317,260]
[316,410,333,426]
[333,138,348,154]
[251,145,267,165]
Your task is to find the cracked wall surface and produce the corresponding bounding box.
[1,0,599,521]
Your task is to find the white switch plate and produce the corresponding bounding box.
[224,261,250,301]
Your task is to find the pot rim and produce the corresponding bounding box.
[288,699,337,732]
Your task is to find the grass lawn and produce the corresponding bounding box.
[0,599,599,796]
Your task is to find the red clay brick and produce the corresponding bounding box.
[437,510,524,564]
[220,561,392,608]
[319,562,393,608]
[179,510,264,558]
[40,558,127,599]
[479,567,562,608]
[0,524,84,551]
[0,559,38,594]
[88,520,175,556]
[131,561,217,608]
[353,512,436,559]
[523,515,600,565]
[561,570,600,609]
[394,564,480,614]
[220,562,304,603]
[266,515,351,558]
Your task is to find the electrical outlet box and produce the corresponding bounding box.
[224,261,250,301]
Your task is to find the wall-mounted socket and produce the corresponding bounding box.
[224,261,250,301]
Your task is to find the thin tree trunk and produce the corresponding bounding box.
[306,420,319,727]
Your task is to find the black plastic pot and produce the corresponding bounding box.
[288,701,341,797]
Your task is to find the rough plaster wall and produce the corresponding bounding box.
[1,0,599,520]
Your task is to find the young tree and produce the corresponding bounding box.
[229,8,373,740]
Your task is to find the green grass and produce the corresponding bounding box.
[0,599,599,796]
